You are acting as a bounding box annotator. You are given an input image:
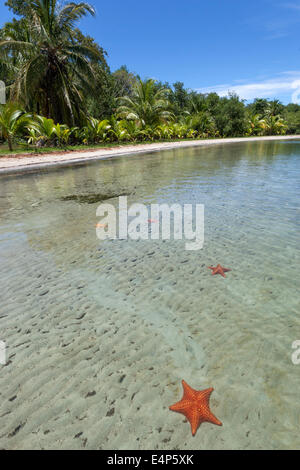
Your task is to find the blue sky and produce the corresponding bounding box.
[1,0,300,103]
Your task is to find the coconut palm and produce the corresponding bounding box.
[264,115,288,136]
[154,124,173,140]
[0,0,102,126]
[82,117,111,144]
[247,114,266,136]
[108,116,131,142]
[185,112,217,137]
[121,120,145,142]
[53,123,71,147]
[187,93,207,114]
[117,78,174,127]
[267,100,284,117]
[0,102,34,150]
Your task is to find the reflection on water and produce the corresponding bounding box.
[0,140,299,450]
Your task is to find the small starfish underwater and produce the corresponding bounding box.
[169,380,222,436]
[208,264,231,278]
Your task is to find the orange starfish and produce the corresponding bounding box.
[169,380,222,436]
[208,264,231,278]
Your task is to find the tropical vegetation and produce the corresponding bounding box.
[0,0,299,154]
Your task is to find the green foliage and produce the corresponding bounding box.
[0,102,33,150]
[29,116,56,146]
[5,0,31,15]
[82,117,111,144]
[247,98,270,117]
[112,66,138,98]
[53,123,71,147]
[214,93,247,137]
[263,115,288,136]
[117,78,174,127]
[246,114,266,136]
[184,112,217,137]
[169,82,190,115]
[108,117,131,142]
[283,104,300,134]
[0,0,107,126]
[0,0,295,146]
[245,97,290,136]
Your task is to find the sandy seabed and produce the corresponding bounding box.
[0,137,299,450]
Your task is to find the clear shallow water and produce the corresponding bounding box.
[0,140,299,449]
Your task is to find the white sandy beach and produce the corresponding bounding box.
[0,135,299,174]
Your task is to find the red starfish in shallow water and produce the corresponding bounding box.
[169,380,222,436]
[208,264,231,278]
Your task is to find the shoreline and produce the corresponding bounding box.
[0,135,299,176]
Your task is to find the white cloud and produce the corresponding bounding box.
[196,72,300,103]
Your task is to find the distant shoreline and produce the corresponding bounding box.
[0,135,299,176]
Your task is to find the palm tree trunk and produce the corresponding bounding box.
[7,135,13,151]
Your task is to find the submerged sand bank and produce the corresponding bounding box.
[0,135,299,175]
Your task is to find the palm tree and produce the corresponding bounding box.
[117,78,174,127]
[0,102,34,150]
[264,115,288,135]
[184,112,217,137]
[187,93,207,114]
[247,114,266,136]
[82,117,111,144]
[267,100,284,117]
[0,0,102,126]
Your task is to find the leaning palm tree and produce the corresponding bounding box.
[0,0,102,126]
[117,78,174,127]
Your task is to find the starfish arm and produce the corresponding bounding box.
[206,411,223,426]
[197,387,214,399]
[182,380,197,400]
[189,407,201,436]
[169,399,194,413]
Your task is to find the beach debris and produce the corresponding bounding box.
[95,223,108,229]
[169,380,222,436]
[208,264,231,278]
[148,218,158,223]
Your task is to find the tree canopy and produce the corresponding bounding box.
[0,0,299,136]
